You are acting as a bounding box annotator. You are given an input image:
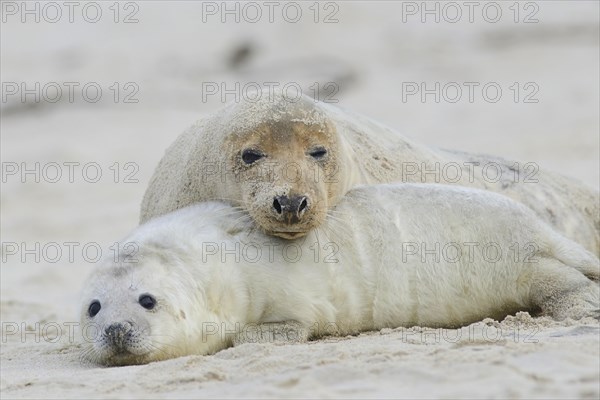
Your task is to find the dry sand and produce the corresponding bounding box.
[1,2,598,398]
[1,313,599,399]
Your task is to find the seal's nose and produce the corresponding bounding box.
[272,195,309,224]
[105,322,133,350]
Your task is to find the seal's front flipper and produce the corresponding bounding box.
[232,321,309,346]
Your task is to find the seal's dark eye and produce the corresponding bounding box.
[241,149,264,165]
[139,294,156,310]
[309,147,328,160]
[88,301,101,318]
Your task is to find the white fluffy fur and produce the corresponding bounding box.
[81,184,599,365]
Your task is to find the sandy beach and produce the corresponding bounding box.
[1,1,598,398]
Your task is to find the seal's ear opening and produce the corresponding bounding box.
[139,294,156,310]
[88,300,101,317]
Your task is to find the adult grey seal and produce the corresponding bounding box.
[140,91,599,253]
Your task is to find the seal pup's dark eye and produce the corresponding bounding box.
[139,294,156,310]
[88,301,101,318]
[241,149,264,165]
[309,147,328,160]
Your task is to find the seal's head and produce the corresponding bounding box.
[78,245,222,366]
[220,94,347,239]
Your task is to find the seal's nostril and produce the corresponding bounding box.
[105,322,133,350]
[273,198,282,214]
[298,197,308,213]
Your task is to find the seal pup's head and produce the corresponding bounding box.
[217,91,349,239]
[78,228,232,366]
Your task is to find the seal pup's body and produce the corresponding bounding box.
[83,184,599,365]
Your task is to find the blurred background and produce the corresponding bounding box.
[1,1,599,322]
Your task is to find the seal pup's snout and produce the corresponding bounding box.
[105,321,133,351]
[272,195,309,224]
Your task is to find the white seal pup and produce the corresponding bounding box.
[140,90,599,253]
[82,184,599,365]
